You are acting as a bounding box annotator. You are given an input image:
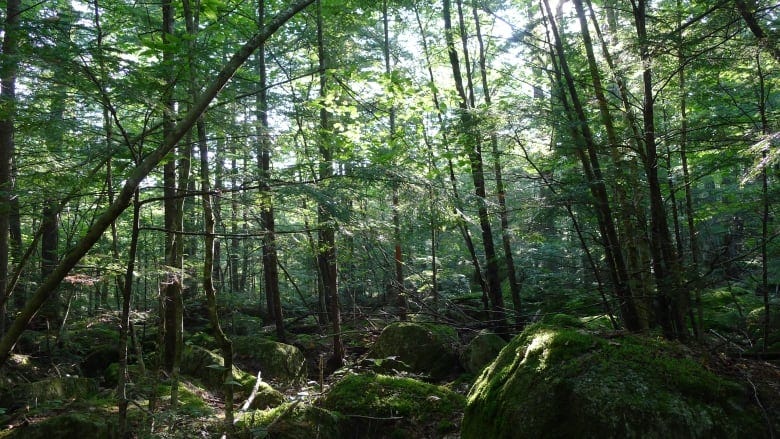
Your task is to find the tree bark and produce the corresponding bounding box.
[632,0,688,339]
[444,0,507,335]
[0,0,20,336]
[543,0,641,331]
[0,0,315,366]
[472,4,523,328]
[316,0,344,370]
[257,0,285,341]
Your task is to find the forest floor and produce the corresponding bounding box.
[1,295,780,438]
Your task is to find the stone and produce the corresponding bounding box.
[367,322,460,380]
[462,323,766,438]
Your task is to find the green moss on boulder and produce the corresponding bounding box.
[460,331,506,374]
[463,324,766,438]
[0,411,116,439]
[368,322,460,380]
[8,377,98,407]
[181,345,282,406]
[321,373,465,438]
[236,402,341,439]
[232,336,307,385]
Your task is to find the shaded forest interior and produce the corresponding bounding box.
[0,0,779,437]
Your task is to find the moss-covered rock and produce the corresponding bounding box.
[460,331,506,374]
[232,336,307,385]
[320,373,465,438]
[235,402,341,439]
[367,322,460,380]
[746,304,780,349]
[7,377,98,408]
[463,324,766,438]
[0,411,116,439]
[181,345,282,405]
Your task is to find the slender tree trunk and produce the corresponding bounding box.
[543,0,641,331]
[444,0,507,335]
[632,0,688,339]
[199,112,235,436]
[735,0,780,63]
[472,4,522,328]
[413,4,489,311]
[0,0,20,336]
[257,0,285,341]
[159,3,183,411]
[316,0,344,370]
[117,189,140,439]
[383,0,407,320]
[756,51,770,352]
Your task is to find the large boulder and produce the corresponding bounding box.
[320,372,465,438]
[181,345,283,408]
[463,323,767,438]
[232,336,307,385]
[367,322,460,380]
[4,377,98,408]
[460,331,506,374]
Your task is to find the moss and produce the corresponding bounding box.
[236,403,341,439]
[463,324,765,439]
[181,345,258,397]
[460,332,507,374]
[368,322,460,380]
[321,372,465,438]
[232,337,307,385]
[0,411,117,439]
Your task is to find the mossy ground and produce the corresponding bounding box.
[463,322,768,438]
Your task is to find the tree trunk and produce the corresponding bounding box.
[632,0,688,339]
[257,0,285,341]
[472,4,523,328]
[543,0,642,331]
[316,0,344,370]
[160,1,183,387]
[383,0,407,320]
[444,0,507,335]
[0,0,20,336]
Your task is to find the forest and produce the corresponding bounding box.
[0,0,778,437]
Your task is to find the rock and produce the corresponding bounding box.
[460,331,506,374]
[462,324,767,438]
[181,345,276,403]
[367,322,460,380]
[746,304,780,349]
[0,412,115,439]
[80,346,119,380]
[8,377,98,408]
[320,372,464,438]
[232,336,307,385]
[236,403,341,439]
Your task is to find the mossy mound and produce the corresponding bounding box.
[181,345,282,405]
[463,324,766,438]
[3,377,98,408]
[320,373,465,438]
[0,411,116,439]
[232,336,307,385]
[460,331,506,374]
[235,402,341,439]
[746,304,780,349]
[368,322,460,380]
